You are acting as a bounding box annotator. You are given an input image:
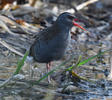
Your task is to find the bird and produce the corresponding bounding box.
[29,12,87,82]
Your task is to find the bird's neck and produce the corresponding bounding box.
[53,22,72,33]
[53,22,71,40]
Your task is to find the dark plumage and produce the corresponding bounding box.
[30,12,75,63]
[29,12,86,82]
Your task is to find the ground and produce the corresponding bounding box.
[0,0,112,100]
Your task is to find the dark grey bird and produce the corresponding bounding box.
[29,12,86,82]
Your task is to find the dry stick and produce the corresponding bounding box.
[0,15,38,35]
[108,42,112,79]
[0,15,15,25]
[11,6,36,16]
[0,38,24,57]
[65,0,99,14]
[0,20,19,36]
[76,0,99,11]
[33,87,77,98]
[29,0,37,6]
[109,55,112,79]
[0,75,14,88]
[0,78,78,98]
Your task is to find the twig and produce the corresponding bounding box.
[33,87,77,98]
[76,0,99,10]
[0,20,19,36]
[11,6,36,16]
[0,38,24,57]
[110,55,112,77]
[108,43,112,79]
[65,0,99,14]
[0,75,14,88]
[0,15,39,35]
[0,78,78,98]
[29,0,37,7]
[0,15,15,25]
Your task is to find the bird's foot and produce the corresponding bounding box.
[107,73,112,80]
[48,75,51,83]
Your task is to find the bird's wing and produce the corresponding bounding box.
[29,27,53,56]
[35,25,60,41]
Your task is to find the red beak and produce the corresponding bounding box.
[73,19,87,31]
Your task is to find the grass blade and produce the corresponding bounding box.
[67,49,112,71]
[36,49,112,84]
[14,51,29,75]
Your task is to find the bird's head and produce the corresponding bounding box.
[56,12,87,31]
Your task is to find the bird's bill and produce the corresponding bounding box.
[73,19,87,31]
[73,19,91,35]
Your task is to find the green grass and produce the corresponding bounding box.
[66,49,112,71]
[36,49,112,84]
[13,51,29,75]
[0,51,29,88]
[13,49,111,84]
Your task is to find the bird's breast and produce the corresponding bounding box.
[30,30,70,63]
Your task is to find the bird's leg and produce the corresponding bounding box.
[46,63,50,83]
[49,62,53,68]
[46,62,52,83]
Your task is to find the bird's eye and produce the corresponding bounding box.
[67,15,74,20]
